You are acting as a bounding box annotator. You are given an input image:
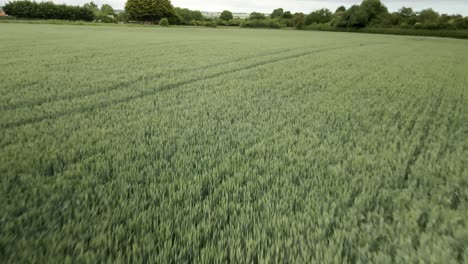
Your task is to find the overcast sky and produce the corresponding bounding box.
[1,0,467,15]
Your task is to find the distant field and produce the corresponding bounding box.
[0,24,466,262]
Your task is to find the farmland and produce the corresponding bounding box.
[0,24,467,262]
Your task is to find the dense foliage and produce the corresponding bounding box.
[249,12,267,20]
[125,0,176,23]
[305,8,332,25]
[2,0,94,21]
[235,0,468,32]
[219,10,233,21]
[270,8,284,19]
[240,19,284,29]
[1,24,467,263]
[159,17,168,26]
[174,7,204,25]
[2,0,467,37]
[83,2,118,23]
[309,0,468,30]
[193,0,468,32]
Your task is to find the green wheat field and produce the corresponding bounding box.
[0,23,467,262]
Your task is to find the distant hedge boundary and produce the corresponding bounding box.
[304,24,468,39]
[1,18,467,40]
[2,1,94,21]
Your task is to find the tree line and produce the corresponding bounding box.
[303,2,468,30]
[1,1,128,23]
[2,1,94,21]
[125,0,468,30]
[2,0,468,32]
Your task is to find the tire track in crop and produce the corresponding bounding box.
[2,41,380,110]
[0,40,222,103]
[400,46,457,188]
[401,87,445,187]
[0,43,376,130]
[128,54,396,217]
[0,47,298,111]
[0,40,195,68]
[3,48,385,182]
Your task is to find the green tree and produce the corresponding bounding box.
[125,0,175,23]
[419,9,439,22]
[305,8,332,25]
[335,6,346,13]
[271,8,283,19]
[360,0,388,21]
[192,10,204,21]
[292,13,305,29]
[117,11,129,22]
[219,10,233,21]
[84,2,99,13]
[174,8,191,22]
[100,4,115,16]
[249,12,266,20]
[398,7,415,18]
[340,5,368,28]
[451,17,468,29]
[96,6,118,23]
[159,17,169,26]
[282,11,293,19]
[174,8,203,23]
[331,10,346,26]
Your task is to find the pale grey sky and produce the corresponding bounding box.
[1,0,467,15]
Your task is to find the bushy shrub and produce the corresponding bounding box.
[249,12,266,20]
[422,22,440,30]
[451,17,468,29]
[204,21,217,28]
[295,18,305,30]
[117,11,129,23]
[159,18,169,26]
[414,22,423,29]
[96,13,117,23]
[178,19,195,26]
[215,18,225,26]
[268,20,284,29]
[240,19,285,29]
[304,23,335,31]
[226,19,242,26]
[399,22,410,29]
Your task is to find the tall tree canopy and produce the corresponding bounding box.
[335,6,346,13]
[419,8,440,22]
[175,7,204,23]
[342,5,369,28]
[84,2,98,12]
[101,4,115,16]
[398,7,415,18]
[305,8,332,25]
[125,0,175,22]
[282,11,293,19]
[270,8,283,19]
[249,12,266,20]
[220,10,233,21]
[360,0,388,21]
